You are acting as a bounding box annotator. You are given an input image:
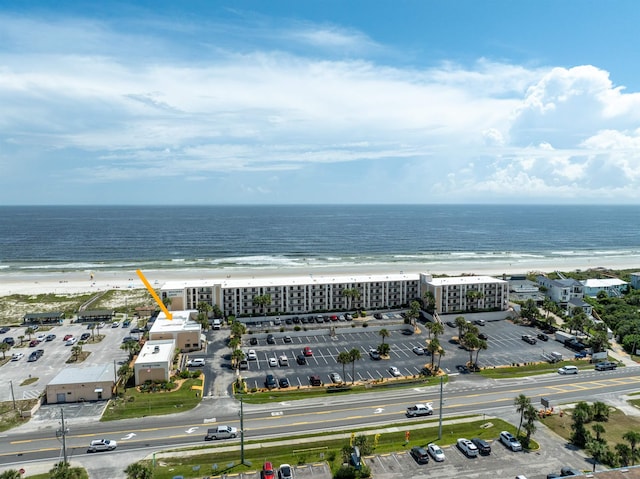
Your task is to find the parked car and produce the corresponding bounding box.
[368,349,381,360]
[29,339,40,347]
[410,446,430,464]
[537,333,549,341]
[28,352,40,362]
[595,361,618,371]
[45,334,56,341]
[204,425,237,440]
[111,322,120,328]
[406,403,434,417]
[279,377,290,388]
[499,431,522,451]
[471,437,491,455]
[296,355,307,365]
[249,337,258,345]
[186,358,205,367]
[478,333,488,340]
[474,319,486,326]
[247,350,257,360]
[87,439,117,452]
[283,335,292,343]
[309,375,321,386]
[521,335,537,344]
[11,353,24,361]
[0,327,9,334]
[3,337,15,346]
[558,365,579,375]
[389,366,401,377]
[122,320,131,327]
[574,350,588,359]
[267,334,276,344]
[65,337,78,346]
[329,372,343,384]
[560,466,582,476]
[427,443,446,462]
[412,346,425,355]
[457,438,479,457]
[80,333,91,341]
[262,462,276,479]
[63,334,73,341]
[278,464,293,479]
[239,359,249,370]
[268,357,278,367]
[36,334,46,342]
[303,346,313,357]
[265,374,277,389]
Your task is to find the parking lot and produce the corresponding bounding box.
[0,321,133,402]
[233,316,580,391]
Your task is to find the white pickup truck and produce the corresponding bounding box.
[204,425,238,441]
[406,403,434,417]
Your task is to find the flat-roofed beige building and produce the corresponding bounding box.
[46,364,115,404]
[148,311,202,352]
[422,275,509,314]
[134,339,176,386]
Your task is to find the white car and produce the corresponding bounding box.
[558,365,579,375]
[186,358,205,367]
[427,443,446,462]
[65,337,78,346]
[268,357,278,367]
[279,464,293,479]
[457,438,479,457]
[499,431,522,451]
[329,372,343,383]
[247,349,257,360]
[87,439,117,452]
[412,346,425,355]
[11,353,24,361]
[389,366,401,377]
[36,334,47,342]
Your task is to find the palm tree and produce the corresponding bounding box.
[71,344,83,361]
[615,443,632,467]
[162,295,172,309]
[229,337,241,350]
[25,327,35,340]
[379,328,389,345]
[522,403,538,447]
[623,430,640,465]
[454,316,467,339]
[427,338,440,373]
[592,401,610,422]
[0,342,10,359]
[423,290,436,314]
[514,394,531,437]
[0,469,21,479]
[474,338,488,368]
[436,345,445,372]
[90,323,96,340]
[121,340,141,360]
[253,294,272,317]
[466,290,484,310]
[125,462,154,479]
[342,288,361,310]
[197,301,213,319]
[231,349,245,369]
[17,335,24,346]
[430,321,444,339]
[118,364,132,392]
[337,351,351,382]
[591,423,606,442]
[463,332,480,367]
[348,348,361,384]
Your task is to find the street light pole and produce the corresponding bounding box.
[9,380,16,410]
[56,408,69,464]
[438,376,444,440]
[239,394,246,465]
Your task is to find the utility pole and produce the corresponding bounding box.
[438,376,444,440]
[56,408,69,464]
[9,380,16,410]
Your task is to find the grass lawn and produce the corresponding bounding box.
[20,377,38,386]
[101,377,203,421]
[478,359,593,379]
[147,417,518,479]
[541,406,640,448]
[240,375,445,404]
[0,399,39,432]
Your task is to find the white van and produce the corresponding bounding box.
[212,319,221,330]
[558,365,578,375]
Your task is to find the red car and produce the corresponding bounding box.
[262,462,275,479]
[63,334,73,341]
[29,339,40,347]
[303,346,313,357]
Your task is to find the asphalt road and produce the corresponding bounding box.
[1,366,638,469]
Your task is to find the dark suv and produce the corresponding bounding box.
[472,437,491,455]
[265,374,277,389]
[410,446,429,464]
[309,375,321,386]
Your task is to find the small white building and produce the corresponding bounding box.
[134,339,176,386]
[148,310,203,352]
[581,278,627,298]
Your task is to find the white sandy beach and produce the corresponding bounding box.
[2,256,640,297]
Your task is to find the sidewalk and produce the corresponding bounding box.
[607,339,638,367]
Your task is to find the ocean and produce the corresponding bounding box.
[0,204,639,275]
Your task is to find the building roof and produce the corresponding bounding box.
[23,312,64,319]
[427,275,507,286]
[48,363,115,386]
[135,340,175,365]
[161,272,422,291]
[150,310,201,333]
[581,278,627,287]
[77,309,114,318]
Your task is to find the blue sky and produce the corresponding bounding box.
[1,0,640,205]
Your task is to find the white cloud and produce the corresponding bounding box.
[1,13,640,203]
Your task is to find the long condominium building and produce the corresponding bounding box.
[161,272,509,316]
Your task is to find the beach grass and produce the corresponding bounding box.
[0,399,39,433]
[146,416,518,479]
[101,377,203,421]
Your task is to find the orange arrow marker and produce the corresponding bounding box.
[136,269,173,320]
